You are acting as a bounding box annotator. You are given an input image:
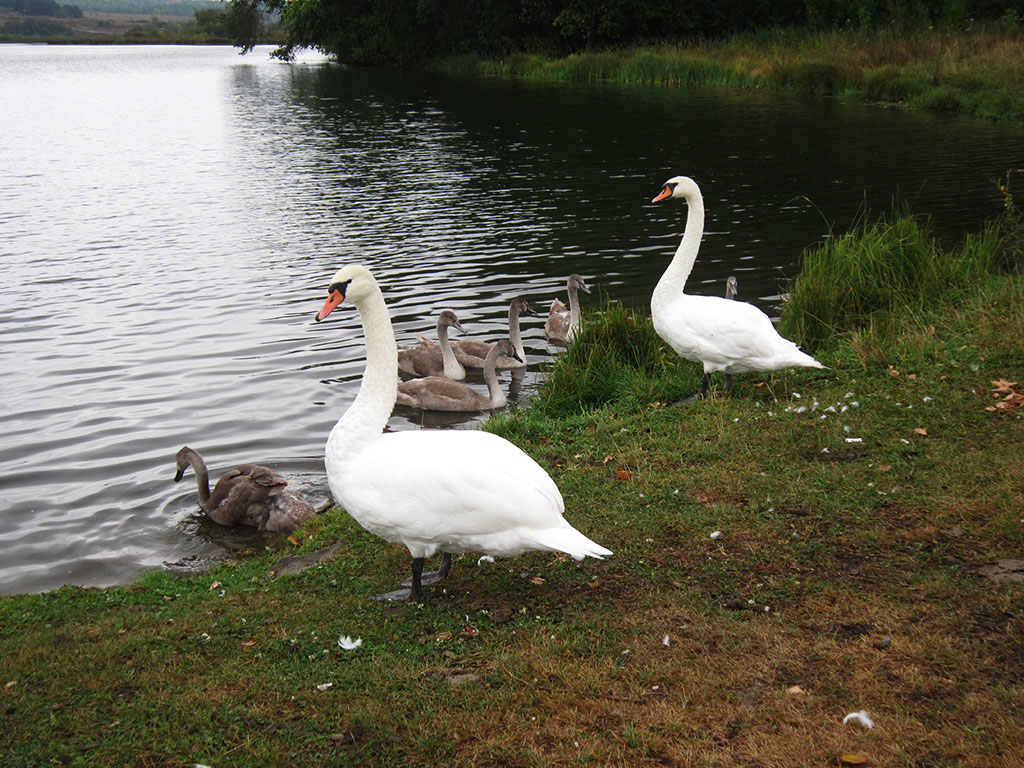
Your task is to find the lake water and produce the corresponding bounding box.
[1,44,1021,595]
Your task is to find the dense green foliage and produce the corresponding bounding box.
[228,0,1024,63]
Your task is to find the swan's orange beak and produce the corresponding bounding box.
[651,186,673,203]
[316,289,345,322]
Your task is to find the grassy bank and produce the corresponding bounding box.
[3,207,1024,766]
[437,25,1024,124]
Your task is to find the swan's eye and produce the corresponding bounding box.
[328,280,351,297]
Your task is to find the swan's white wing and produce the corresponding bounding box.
[655,295,818,373]
[329,430,600,558]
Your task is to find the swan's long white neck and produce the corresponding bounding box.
[326,282,397,465]
[652,186,704,312]
[508,304,525,360]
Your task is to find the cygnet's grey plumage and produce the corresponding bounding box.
[174,446,315,533]
[545,274,591,342]
[397,309,466,380]
[396,339,519,412]
[451,298,531,370]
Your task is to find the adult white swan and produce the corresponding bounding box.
[545,274,591,343]
[650,175,823,396]
[315,265,612,600]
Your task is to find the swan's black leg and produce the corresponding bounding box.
[724,373,733,393]
[409,557,425,600]
[400,552,452,588]
[668,373,710,406]
[373,556,426,602]
[438,551,453,579]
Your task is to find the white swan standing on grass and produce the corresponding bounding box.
[396,338,520,412]
[545,274,591,343]
[650,175,823,397]
[315,265,612,601]
[451,298,531,370]
[397,309,466,380]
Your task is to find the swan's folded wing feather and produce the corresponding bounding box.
[657,295,807,372]
[337,430,565,540]
[248,466,288,493]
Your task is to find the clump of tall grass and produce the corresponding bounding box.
[778,204,1006,352]
[528,300,697,418]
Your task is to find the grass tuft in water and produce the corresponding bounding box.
[524,300,700,418]
[778,201,1012,353]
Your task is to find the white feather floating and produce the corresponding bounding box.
[842,710,875,729]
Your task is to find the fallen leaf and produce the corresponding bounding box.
[530,576,546,585]
[877,464,891,472]
[208,581,221,591]
[907,373,917,380]
[242,639,257,647]
[786,685,805,695]
[602,455,613,464]
[840,753,870,765]
[991,379,1018,394]
[287,535,300,546]
[889,367,900,377]
[616,469,633,481]
[913,428,927,436]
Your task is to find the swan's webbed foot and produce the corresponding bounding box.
[374,554,453,601]
[667,374,710,406]
[371,586,417,602]
[400,552,452,588]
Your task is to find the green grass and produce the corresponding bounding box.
[3,205,1024,766]
[520,299,700,418]
[435,27,1024,124]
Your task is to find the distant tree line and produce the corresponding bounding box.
[71,0,221,16]
[1,0,82,18]
[229,0,1024,62]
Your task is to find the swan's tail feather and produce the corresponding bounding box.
[534,527,613,561]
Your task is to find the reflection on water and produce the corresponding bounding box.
[1,44,1021,595]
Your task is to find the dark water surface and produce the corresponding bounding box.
[1,44,1020,594]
